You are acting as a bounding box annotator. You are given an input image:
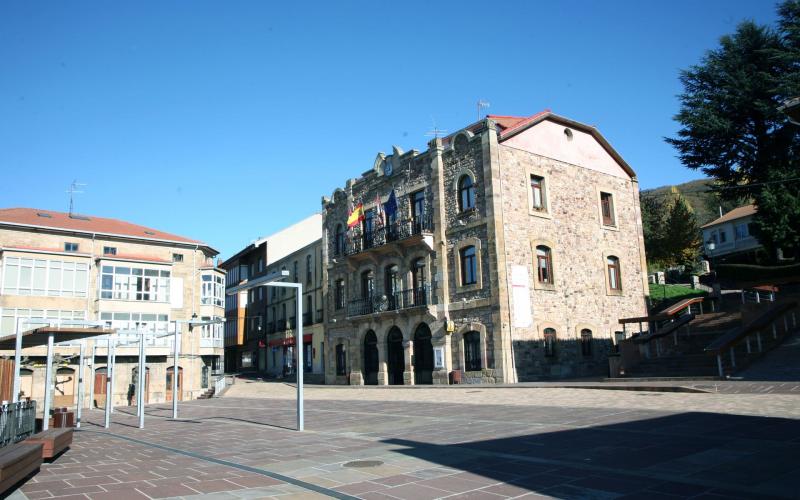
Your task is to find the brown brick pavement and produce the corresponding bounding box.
[7,384,800,499]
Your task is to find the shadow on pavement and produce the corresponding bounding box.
[383,412,800,498]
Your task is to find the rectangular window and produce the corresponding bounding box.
[335,344,346,376]
[1,257,88,298]
[719,230,727,243]
[460,246,477,286]
[1,308,86,336]
[200,273,225,306]
[64,242,79,252]
[735,224,749,240]
[600,192,615,226]
[103,246,117,256]
[607,257,622,291]
[100,264,171,302]
[530,175,546,212]
[172,253,184,263]
[335,280,345,310]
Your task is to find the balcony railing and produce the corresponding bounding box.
[316,309,324,323]
[276,319,287,332]
[303,312,312,326]
[332,214,433,258]
[265,322,276,335]
[347,286,430,317]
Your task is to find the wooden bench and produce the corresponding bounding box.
[0,442,43,494]
[25,428,73,459]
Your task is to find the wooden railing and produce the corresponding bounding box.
[705,301,797,377]
[619,296,707,337]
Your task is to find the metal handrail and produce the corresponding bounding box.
[347,286,430,317]
[705,301,797,354]
[333,214,434,257]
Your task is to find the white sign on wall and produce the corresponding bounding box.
[434,347,445,369]
[511,265,532,328]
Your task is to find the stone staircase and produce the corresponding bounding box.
[196,387,215,399]
[617,290,798,379]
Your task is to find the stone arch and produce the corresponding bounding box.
[451,130,474,153]
[454,322,488,373]
[451,167,478,193]
[413,323,433,385]
[363,330,379,385]
[386,326,405,385]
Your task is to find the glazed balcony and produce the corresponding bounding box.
[331,215,434,261]
[347,286,431,318]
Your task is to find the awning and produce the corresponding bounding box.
[0,326,115,350]
[268,334,313,347]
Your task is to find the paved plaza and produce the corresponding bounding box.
[9,381,800,499]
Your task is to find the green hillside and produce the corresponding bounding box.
[640,178,740,226]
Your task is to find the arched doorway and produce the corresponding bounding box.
[363,331,379,385]
[413,324,433,384]
[130,367,150,405]
[387,327,404,385]
[54,367,76,407]
[93,367,107,408]
[166,367,183,402]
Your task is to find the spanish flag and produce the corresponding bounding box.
[347,203,365,228]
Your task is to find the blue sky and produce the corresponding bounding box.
[0,1,778,258]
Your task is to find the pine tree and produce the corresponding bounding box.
[666,1,800,260]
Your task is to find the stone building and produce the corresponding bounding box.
[0,207,224,407]
[222,214,325,380]
[322,111,648,384]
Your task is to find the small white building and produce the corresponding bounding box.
[702,204,761,260]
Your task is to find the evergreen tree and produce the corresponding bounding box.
[641,195,668,266]
[663,195,701,267]
[666,1,800,259]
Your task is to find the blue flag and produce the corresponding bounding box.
[384,190,398,219]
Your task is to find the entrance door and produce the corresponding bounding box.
[54,368,76,407]
[94,367,108,408]
[363,330,378,385]
[414,324,433,385]
[130,367,150,405]
[387,327,404,385]
[166,367,183,402]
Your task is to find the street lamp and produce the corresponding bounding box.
[226,269,305,431]
[706,240,716,273]
[170,315,224,420]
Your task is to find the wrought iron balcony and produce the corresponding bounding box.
[302,312,312,326]
[331,215,433,258]
[347,286,431,317]
[316,309,324,323]
[276,319,287,332]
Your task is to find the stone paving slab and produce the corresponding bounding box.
[9,383,800,499]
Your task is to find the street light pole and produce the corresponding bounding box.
[226,270,304,431]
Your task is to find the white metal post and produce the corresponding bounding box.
[76,341,85,428]
[42,333,54,431]
[172,323,180,419]
[12,318,26,404]
[88,344,95,410]
[138,332,145,428]
[104,338,112,429]
[296,283,304,432]
[109,337,116,414]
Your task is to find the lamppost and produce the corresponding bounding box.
[170,315,225,420]
[706,240,717,274]
[226,269,305,431]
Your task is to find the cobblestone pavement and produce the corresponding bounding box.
[10,382,800,499]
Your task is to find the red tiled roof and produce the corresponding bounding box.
[701,204,757,229]
[0,208,205,246]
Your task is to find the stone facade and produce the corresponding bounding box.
[0,209,225,409]
[322,111,648,385]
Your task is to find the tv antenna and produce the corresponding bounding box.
[477,99,490,120]
[67,180,86,216]
[425,116,448,139]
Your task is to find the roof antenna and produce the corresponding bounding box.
[477,99,490,121]
[425,115,448,139]
[67,180,86,217]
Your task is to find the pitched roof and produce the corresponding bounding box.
[701,204,757,229]
[0,207,212,250]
